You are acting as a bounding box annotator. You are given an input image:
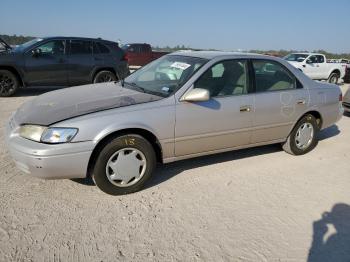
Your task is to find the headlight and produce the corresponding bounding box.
[19,125,46,142]
[41,128,78,143]
[19,125,78,144]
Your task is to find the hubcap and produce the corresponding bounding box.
[98,73,113,83]
[330,75,337,83]
[105,148,146,187]
[295,123,314,150]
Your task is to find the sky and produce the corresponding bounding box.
[1,0,349,53]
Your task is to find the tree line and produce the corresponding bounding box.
[1,34,349,59]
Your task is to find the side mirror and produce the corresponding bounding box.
[182,88,210,102]
[31,48,41,57]
[306,59,313,64]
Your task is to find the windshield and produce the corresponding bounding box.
[284,53,308,62]
[0,42,6,52]
[124,55,208,97]
[13,38,43,51]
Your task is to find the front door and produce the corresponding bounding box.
[175,59,254,157]
[24,39,68,86]
[303,55,320,79]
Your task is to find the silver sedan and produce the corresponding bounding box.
[5,52,344,195]
[343,87,350,114]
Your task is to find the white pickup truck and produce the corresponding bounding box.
[284,53,346,84]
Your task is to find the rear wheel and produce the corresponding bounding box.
[0,70,19,97]
[328,72,339,84]
[92,134,156,195]
[93,70,117,83]
[282,114,319,155]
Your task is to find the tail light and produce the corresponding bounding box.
[339,93,343,102]
[122,53,129,62]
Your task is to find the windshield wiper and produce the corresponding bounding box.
[123,81,146,93]
[123,81,167,97]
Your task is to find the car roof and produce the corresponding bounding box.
[40,36,117,44]
[168,50,271,60]
[124,43,151,46]
[289,52,324,56]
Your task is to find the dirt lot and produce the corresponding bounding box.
[0,84,349,261]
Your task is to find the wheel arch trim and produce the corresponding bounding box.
[86,126,164,178]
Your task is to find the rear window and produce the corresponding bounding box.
[70,40,92,55]
[253,60,295,92]
[93,42,110,54]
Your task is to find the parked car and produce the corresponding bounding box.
[344,65,350,83]
[121,43,168,67]
[5,52,343,195]
[0,37,129,97]
[343,87,350,114]
[284,53,346,84]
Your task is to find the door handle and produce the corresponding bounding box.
[240,105,251,112]
[296,99,306,105]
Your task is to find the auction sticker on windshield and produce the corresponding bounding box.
[170,62,191,70]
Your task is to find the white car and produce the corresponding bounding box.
[284,53,346,84]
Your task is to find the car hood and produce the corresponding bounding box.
[13,82,163,126]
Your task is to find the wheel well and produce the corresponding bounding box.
[92,68,118,81]
[0,66,23,86]
[299,111,323,129]
[86,128,163,177]
[330,69,341,77]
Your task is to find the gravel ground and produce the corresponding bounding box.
[0,84,349,262]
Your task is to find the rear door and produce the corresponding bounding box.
[24,39,68,86]
[251,59,309,143]
[67,39,95,85]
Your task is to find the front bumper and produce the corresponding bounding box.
[5,120,95,179]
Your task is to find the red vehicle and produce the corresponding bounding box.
[121,43,168,67]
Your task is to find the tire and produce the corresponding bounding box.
[93,70,117,83]
[328,72,339,84]
[0,70,19,97]
[282,114,319,155]
[92,134,156,195]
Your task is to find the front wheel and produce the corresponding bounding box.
[92,135,156,195]
[328,72,339,84]
[282,114,319,155]
[0,70,19,97]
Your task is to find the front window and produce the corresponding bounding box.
[124,55,208,97]
[35,40,65,55]
[194,60,249,97]
[284,53,308,62]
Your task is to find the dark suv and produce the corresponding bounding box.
[0,37,129,96]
